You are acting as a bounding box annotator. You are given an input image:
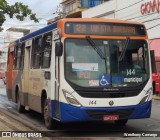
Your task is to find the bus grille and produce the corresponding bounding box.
[86,109,134,120]
[76,90,141,98]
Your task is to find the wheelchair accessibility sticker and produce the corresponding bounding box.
[99,75,110,86]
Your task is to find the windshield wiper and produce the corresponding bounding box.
[119,37,130,61]
[86,36,106,59]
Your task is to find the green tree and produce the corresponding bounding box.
[0,0,39,29]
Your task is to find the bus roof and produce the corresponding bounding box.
[60,18,145,26]
[15,18,146,44]
[15,21,58,43]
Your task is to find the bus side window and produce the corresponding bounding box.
[41,32,52,68]
[13,44,25,70]
[32,36,42,69]
[20,43,25,69]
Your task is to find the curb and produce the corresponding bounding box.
[153,95,160,100]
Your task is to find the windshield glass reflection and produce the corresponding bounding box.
[65,38,149,88]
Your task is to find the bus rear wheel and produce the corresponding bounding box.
[114,119,128,126]
[43,99,58,130]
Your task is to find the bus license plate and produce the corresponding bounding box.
[103,115,119,121]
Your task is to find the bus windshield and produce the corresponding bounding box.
[64,38,149,88]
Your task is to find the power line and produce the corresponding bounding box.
[108,0,160,24]
[147,24,160,30]
[115,0,143,12]
[125,12,157,21]
[143,17,160,23]
[3,23,47,27]
[119,10,140,20]
[109,0,156,23]
[113,1,160,31]
[149,37,160,40]
[135,12,160,23]
[118,3,160,21]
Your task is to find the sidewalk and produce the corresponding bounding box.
[0,79,6,89]
[153,94,160,100]
[0,79,6,96]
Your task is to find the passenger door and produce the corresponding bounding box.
[22,40,31,106]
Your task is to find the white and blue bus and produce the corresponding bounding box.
[6,18,152,129]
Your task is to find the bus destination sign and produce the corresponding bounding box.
[65,22,146,36]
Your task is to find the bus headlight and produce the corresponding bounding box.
[62,89,82,107]
[139,87,152,104]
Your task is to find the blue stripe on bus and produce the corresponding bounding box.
[50,100,151,122]
[15,22,58,43]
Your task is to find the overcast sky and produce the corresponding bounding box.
[3,0,60,29]
[0,0,60,45]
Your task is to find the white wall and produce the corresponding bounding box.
[0,46,8,73]
[82,0,160,39]
[116,0,160,39]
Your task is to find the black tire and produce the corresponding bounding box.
[114,119,128,126]
[43,99,59,130]
[17,91,25,113]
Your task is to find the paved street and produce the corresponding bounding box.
[0,80,160,139]
[1,0,160,139]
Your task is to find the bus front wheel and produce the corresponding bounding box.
[114,119,128,126]
[43,99,58,129]
[17,92,25,113]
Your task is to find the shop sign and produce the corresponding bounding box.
[141,0,160,15]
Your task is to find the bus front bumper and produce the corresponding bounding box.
[51,100,152,122]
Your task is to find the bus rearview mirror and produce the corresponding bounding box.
[55,42,63,56]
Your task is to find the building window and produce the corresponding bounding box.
[78,0,109,8]
[65,3,70,13]
[81,0,90,8]
[73,1,76,9]
[91,0,109,7]
[94,0,102,6]
[65,0,77,13]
